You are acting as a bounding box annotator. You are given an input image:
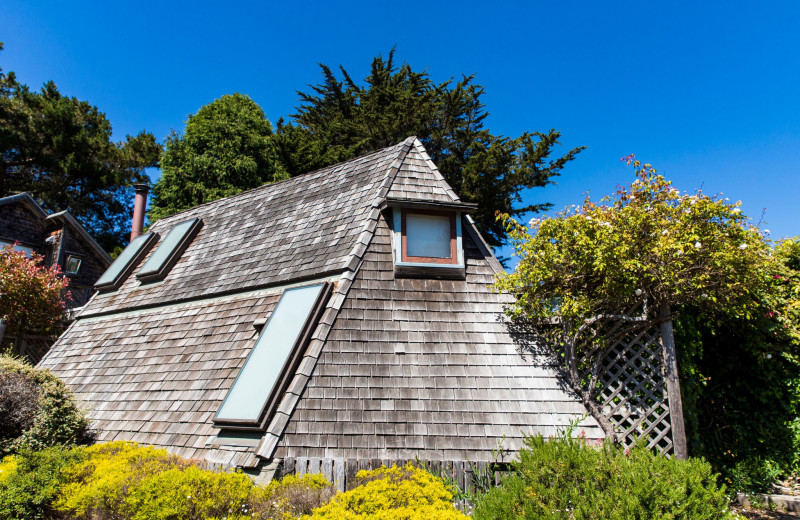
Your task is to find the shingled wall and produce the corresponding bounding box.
[273,212,602,463]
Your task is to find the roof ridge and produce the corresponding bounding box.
[410,138,461,202]
[151,140,413,226]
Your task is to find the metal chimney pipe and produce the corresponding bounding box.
[130,184,149,242]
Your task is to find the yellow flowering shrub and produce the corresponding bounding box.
[55,441,188,518]
[304,464,469,520]
[124,465,254,520]
[0,455,17,485]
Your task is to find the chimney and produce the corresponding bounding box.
[130,184,149,242]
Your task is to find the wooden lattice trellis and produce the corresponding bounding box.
[577,306,687,458]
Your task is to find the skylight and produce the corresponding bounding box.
[215,283,330,428]
[95,232,158,291]
[136,218,202,282]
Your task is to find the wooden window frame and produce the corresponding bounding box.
[64,254,83,274]
[400,209,457,265]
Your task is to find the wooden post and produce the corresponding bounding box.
[660,303,688,459]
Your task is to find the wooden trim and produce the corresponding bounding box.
[400,209,457,265]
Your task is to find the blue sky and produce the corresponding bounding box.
[3,1,799,251]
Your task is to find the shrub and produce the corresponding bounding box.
[250,473,336,519]
[0,244,70,337]
[306,463,469,520]
[0,446,85,520]
[473,434,735,520]
[55,441,189,518]
[0,354,91,456]
[124,465,254,520]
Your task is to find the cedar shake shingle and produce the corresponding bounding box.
[41,137,602,470]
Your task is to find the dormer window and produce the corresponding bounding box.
[401,211,457,264]
[384,199,475,280]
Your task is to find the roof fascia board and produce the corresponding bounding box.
[79,272,343,322]
[380,197,477,213]
[0,193,48,219]
[46,211,113,265]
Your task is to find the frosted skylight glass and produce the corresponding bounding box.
[216,283,325,423]
[406,213,451,258]
[137,218,198,280]
[95,233,154,288]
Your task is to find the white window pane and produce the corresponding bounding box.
[96,233,152,286]
[138,218,197,278]
[216,283,324,423]
[406,213,451,258]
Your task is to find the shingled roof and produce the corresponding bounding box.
[40,137,602,473]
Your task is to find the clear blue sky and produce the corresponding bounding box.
[3,1,799,251]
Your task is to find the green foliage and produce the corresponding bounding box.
[496,157,777,330]
[150,93,288,222]
[0,43,160,251]
[305,463,469,520]
[278,49,582,249]
[0,354,91,457]
[674,238,800,492]
[0,446,85,520]
[0,245,70,337]
[473,433,734,520]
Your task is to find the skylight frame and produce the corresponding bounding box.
[136,218,203,283]
[213,281,333,431]
[95,232,159,291]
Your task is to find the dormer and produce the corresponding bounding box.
[381,197,477,279]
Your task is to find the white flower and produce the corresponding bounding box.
[694,241,702,249]
[662,229,668,235]
[739,244,747,250]
[677,250,684,256]
[635,289,643,296]
[731,208,741,214]
[764,229,771,234]
[701,293,709,299]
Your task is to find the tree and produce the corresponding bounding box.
[149,93,288,222]
[494,156,797,439]
[277,49,583,248]
[0,43,160,251]
[0,244,70,339]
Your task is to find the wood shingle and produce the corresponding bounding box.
[41,137,603,476]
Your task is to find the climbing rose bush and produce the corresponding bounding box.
[495,156,783,329]
[0,244,70,336]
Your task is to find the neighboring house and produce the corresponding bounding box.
[39,138,602,486]
[0,193,113,309]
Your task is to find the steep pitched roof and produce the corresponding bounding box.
[40,137,601,470]
[81,138,417,317]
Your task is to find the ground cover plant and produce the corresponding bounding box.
[0,442,471,520]
[473,429,735,520]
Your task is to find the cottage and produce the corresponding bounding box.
[40,137,602,485]
[0,193,112,308]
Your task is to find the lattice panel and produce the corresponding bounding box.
[578,321,676,455]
